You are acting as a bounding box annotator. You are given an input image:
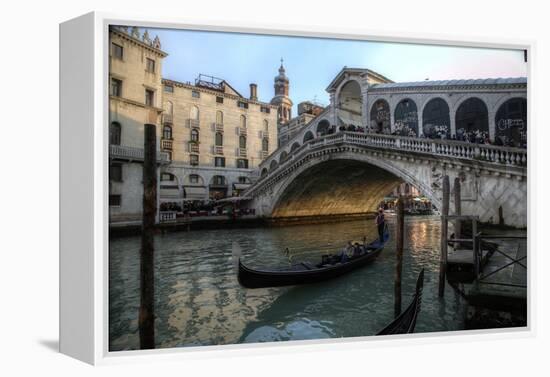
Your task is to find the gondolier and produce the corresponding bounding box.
[375,208,386,243]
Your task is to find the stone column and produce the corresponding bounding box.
[449,109,457,138]
[488,110,497,141]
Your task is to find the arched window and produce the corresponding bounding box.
[211,175,226,186]
[455,98,488,140]
[263,119,269,132]
[191,128,199,142]
[164,101,173,115]
[495,98,527,147]
[262,138,269,152]
[163,125,172,139]
[317,120,330,136]
[422,98,450,139]
[239,135,247,149]
[394,99,418,137]
[370,99,390,134]
[279,151,288,164]
[216,110,223,125]
[190,105,199,120]
[240,115,247,128]
[188,174,203,185]
[110,122,121,145]
[215,132,223,146]
[270,160,279,171]
[303,131,314,143]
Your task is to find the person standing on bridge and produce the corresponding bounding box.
[375,208,386,243]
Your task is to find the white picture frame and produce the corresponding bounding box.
[59,11,534,365]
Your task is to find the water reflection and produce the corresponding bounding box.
[109,216,465,351]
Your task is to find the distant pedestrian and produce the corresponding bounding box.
[375,208,386,243]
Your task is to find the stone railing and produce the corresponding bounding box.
[109,144,170,163]
[161,138,173,150]
[255,132,527,187]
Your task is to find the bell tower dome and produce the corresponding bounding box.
[270,58,293,126]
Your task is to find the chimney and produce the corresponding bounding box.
[249,83,258,101]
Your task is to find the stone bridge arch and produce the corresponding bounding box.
[253,149,441,219]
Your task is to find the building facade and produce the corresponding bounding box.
[159,76,278,205]
[109,27,169,223]
[108,27,278,223]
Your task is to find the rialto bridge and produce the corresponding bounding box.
[242,68,528,227]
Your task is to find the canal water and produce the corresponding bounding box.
[109,215,466,351]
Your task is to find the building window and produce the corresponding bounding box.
[164,84,174,93]
[215,157,226,167]
[260,106,271,113]
[239,135,247,149]
[262,137,269,152]
[163,125,172,139]
[190,154,199,166]
[216,96,224,104]
[110,122,121,145]
[145,89,155,107]
[215,132,223,146]
[110,164,122,181]
[109,195,121,207]
[191,129,199,142]
[240,115,247,128]
[146,58,155,73]
[110,78,122,97]
[190,105,199,120]
[161,173,175,181]
[238,176,248,184]
[263,120,269,132]
[212,175,226,186]
[192,90,200,98]
[112,43,123,60]
[189,174,200,184]
[237,159,249,169]
[216,110,223,125]
[237,101,249,109]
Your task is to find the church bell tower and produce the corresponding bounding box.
[270,59,293,126]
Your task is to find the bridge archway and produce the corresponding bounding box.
[279,151,289,164]
[316,119,331,136]
[269,159,279,171]
[422,97,450,139]
[370,99,391,134]
[290,142,300,152]
[337,80,363,126]
[495,97,527,147]
[455,97,489,140]
[303,131,314,143]
[270,156,437,218]
[394,98,419,136]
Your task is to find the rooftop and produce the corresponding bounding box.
[371,77,527,89]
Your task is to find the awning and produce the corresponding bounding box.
[183,185,207,200]
[232,183,251,190]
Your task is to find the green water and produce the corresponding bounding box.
[109,215,465,351]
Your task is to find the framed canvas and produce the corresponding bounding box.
[60,12,532,365]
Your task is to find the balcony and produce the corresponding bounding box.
[214,123,224,133]
[260,150,269,159]
[189,119,200,129]
[162,113,173,124]
[161,138,173,150]
[238,127,247,136]
[238,148,247,158]
[214,145,224,155]
[260,131,269,139]
[189,142,200,154]
[109,144,170,163]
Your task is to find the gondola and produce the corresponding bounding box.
[238,230,389,289]
[376,269,424,335]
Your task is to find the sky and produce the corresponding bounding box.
[143,26,527,112]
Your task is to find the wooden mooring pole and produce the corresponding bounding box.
[438,175,450,298]
[139,124,157,349]
[454,177,461,241]
[394,197,404,318]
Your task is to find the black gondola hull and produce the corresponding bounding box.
[238,232,388,288]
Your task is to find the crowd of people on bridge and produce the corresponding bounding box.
[315,123,526,148]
